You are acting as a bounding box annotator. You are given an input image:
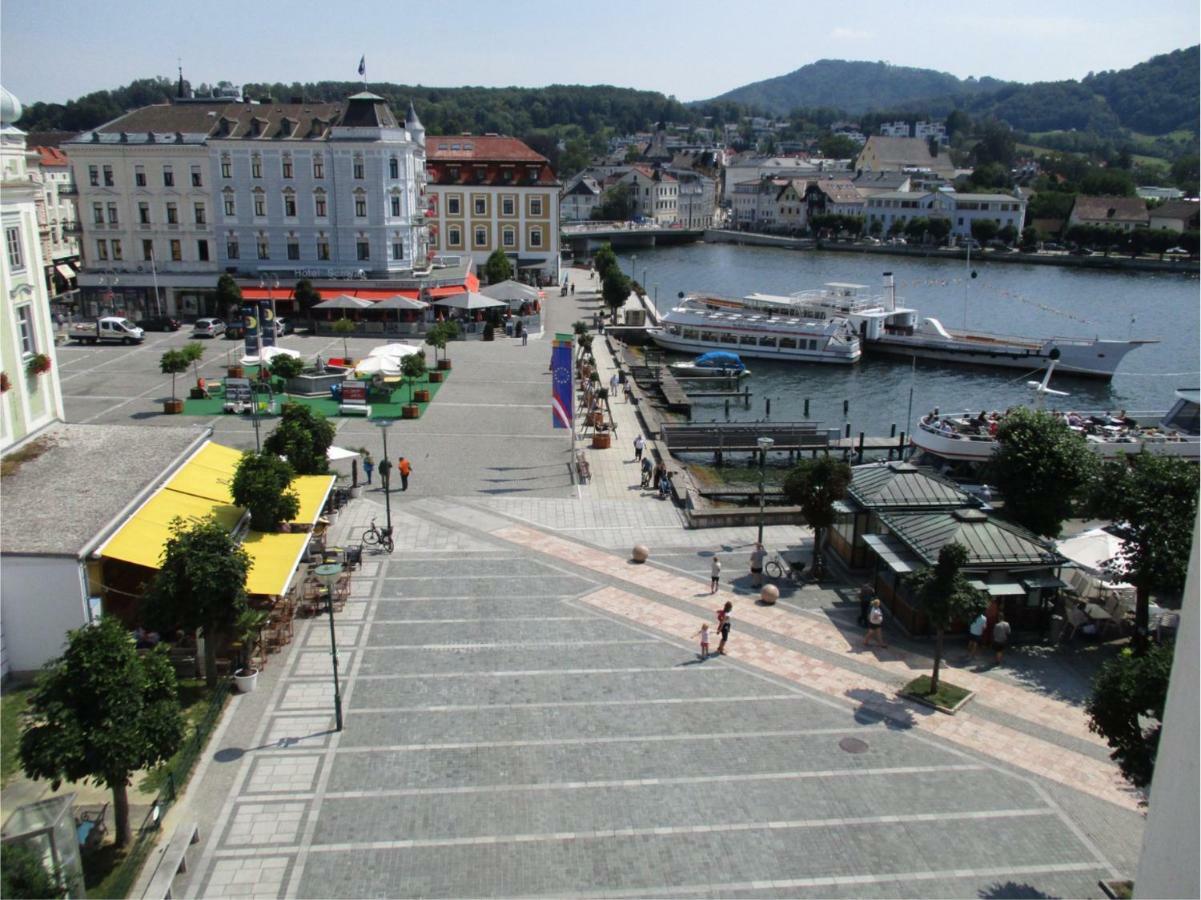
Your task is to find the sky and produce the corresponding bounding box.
[3,0,1199,106]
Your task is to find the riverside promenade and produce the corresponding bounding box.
[166,268,1144,899]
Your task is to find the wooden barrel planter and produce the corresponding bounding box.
[163,398,184,414]
[591,430,612,449]
[590,411,605,428]
[428,371,444,383]
[414,389,431,403]
[401,404,420,419]
[227,366,244,378]
[437,359,452,371]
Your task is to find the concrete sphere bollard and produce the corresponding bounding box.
[760,583,780,605]
[632,544,649,563]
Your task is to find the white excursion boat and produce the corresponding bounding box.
[911,387,1200,463]
[649,294,861,365]
[740,275,1155,380]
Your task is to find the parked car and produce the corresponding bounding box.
[273,317,291,336]
[136,315,182,332]
[191,317,226,338]
[70,317,145,345]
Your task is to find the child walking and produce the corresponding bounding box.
[693,623,710,660]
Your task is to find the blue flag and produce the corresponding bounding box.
[551,336,573,429]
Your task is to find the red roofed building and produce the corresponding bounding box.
[28,142,81,299]
[612,164,678,225]
[425,135,560,284]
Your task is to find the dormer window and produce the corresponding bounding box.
[526,166,540,181]
[448,165,460,180]
[475,166,487,183]
[502,169,513,183]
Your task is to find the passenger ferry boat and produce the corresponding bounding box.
[649,294,861,365]
[910,388,1200,463]
[739,275,1154,380]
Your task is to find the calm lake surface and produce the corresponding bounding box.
[616,244,1200,437]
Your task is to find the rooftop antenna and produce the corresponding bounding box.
[177,59,185,99]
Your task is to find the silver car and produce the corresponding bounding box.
[191,317,227,338]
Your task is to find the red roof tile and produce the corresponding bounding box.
[34,146,69,167]
[426,135,548,163]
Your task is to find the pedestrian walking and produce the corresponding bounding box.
[610,373,620,397]
[715,601,733,654]
[749,542,766,588]
[362,453,375,486]
[624,379,634,404]
[967,611,987,659]
[658,471,671,499]
[710,556,722,593]
[693,622,710,660]
[379,457,393,491]
[858,583,873,628]
[992,615,1011,664]
[570,283,575,295]
[864,599,888,648]
[634,434,645,461]
[640,455,653,488]
[398,456,411,491]
[522,328,528,346]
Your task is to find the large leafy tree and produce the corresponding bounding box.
[232,451,300,532]
[601,272,631,323]
[216,273,243,316]
[1086,644,1174,789]
[906,543,986,692]
[592,243,620,281]
[19,616,184,847]
[781,457,852,580]
[987,407,1099,537]
[1087,455,1198,655]
[263,403,335,475]
[142,517,251,686]
[483,248,513,285]
[402,350,428,404]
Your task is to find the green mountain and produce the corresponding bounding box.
[706,59,1009,116]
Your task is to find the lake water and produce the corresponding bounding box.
[617,244,1200,437]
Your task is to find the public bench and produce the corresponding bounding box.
[141,820,199,900]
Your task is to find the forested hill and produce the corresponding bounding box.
[706,60,1009,116]
[15,79,696,138]
[706,48,1199,137]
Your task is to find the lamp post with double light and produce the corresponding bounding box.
[314,562,345,731]
[371,418,395,543]
[756,436,774,546]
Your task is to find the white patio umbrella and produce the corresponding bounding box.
[371,295,429,311]
[367,343,422,360]
[432,291,508,311]
[1057,527,1135,606]
[312,295,372,310]
[240,345,302,366]
[481,279,542,307]
[353,355,402,378]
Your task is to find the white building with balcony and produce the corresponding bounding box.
[29,145,80,300]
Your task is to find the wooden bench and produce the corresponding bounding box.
[575,451,591,482]
[141,820,199,899]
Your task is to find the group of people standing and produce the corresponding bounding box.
[359,452,412,491]
[694,600,733,660]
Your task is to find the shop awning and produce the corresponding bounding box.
[163,442,242,503]
[293,475,335,525]
[242,532,311,596]
[55,264,76,280]
[968,580,1028,596]
[100,490,242,570]
[1021,575,1069,591]
[862,533,922,574]
[240,288,296,300]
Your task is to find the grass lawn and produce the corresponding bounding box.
[137,678,225,794]
[688,462,791,491]
[901,675,973,712]
[1,682,34,786]
[182,368,445,419]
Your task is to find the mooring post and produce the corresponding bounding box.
[898,431,906,459]
[765,397,771,417]
[844,423,851,438]
[744,388,750,410]
[890,423,896,438]
[858,431,865,464]
[843,399,849,417]
[804,398,810,418]
[724,398,730,418]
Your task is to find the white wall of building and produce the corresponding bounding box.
[0,555,90,675]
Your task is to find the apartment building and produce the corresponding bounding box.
[28,145,80,300]
[425,135,560,283]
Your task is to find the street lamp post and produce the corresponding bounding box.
[756,436,774,546]
[314,562,345,731]
[372,418,395,542]
[629,253,637,283]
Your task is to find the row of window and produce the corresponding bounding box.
[439,194,543,218]
[437,225,544,250]
[220,153,403,181]
[219,190,406,220]
[89,164,203,189]
[94,237,206,263]
[224,237,405,263]
[668,326,822,351]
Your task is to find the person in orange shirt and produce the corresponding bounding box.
[398,456,412,491]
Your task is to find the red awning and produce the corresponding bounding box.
[241,288,296,300]
[240,274,478,304]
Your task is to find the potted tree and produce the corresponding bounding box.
[331,316,356,364]
[401,351,427,419]
[160,348,189,414]
[231,607,269,693]
[424,322,447,382]
[183,342,206,398]
[436,320,458,370]
[269,353,305,393]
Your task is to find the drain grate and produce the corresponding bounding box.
[838,737,869,754]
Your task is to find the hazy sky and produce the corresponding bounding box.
[3,0,1198,106]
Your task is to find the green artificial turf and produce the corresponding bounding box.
[182,370,446,420]
[900,675,973,712]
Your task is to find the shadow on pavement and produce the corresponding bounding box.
[977,881,1058,899]
[846,687,924,730]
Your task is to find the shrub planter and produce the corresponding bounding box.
[227,365,244,378]
[592,430,611,449]
[233,668,259,693]
[428,371,444,383]
[163,398,184,414]
[437,359,452,371]
[189,386,207,399]
[898,676,974,715]
[414,388,431,403]
[401,404,420,419]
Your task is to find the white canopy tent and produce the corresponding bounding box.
[240,345,302,366]
[1057,527,1135,606]
[367,343,422,361]
[353,355,402,378]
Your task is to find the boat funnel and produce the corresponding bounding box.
[882,272,896,310]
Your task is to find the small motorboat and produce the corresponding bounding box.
[668,351,751,379]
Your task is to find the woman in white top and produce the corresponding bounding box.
[710,556,722,593]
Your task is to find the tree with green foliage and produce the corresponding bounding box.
[970,219,1000,243]
[987,407,1099,537]
[1019,226,1040,250]
[927,217,952,245]
[231,451,300,532]
[781,457,852,580]
[602,271,631,323]
[593,183,635,221]
[592,243,620,281]
[424,321,449,363]
[1086,643,1174,789]
[904,217,930,243]
[401,350,427,404]
[1170,154,1199,196]
[143,517,251,686]
[331,316,356,361]
[906,543,986,693]
[19,616,184,847]
[268,353,304,380]
[182,341,204,382]
[263,403,335,475]
[216,273,243,316]
[294,278,322,316]
[159,348,189,402]
[1,840,71,898]
[483,248,513,285]
[997,223,1019,245]
[1080,168,1136,197]
[1087,455,1198,655]
[817,132,860,160]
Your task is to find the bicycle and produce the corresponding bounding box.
[361,517,394,553]
[765,552,805,583]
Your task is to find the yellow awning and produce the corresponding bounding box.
[163,442,243,503]
[100,489,242,570]
[292,475,335,525]
[242,532,310,596]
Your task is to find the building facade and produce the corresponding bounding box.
[30,146,80,301]
[613,165,678,225]
[66,92,430,319]
[560,174,601,223]
[2,87,65,452]
[425,135,560,283]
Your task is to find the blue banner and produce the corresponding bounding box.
[259,300,276,347]
[551,335,573,429]
[242,305,259,357]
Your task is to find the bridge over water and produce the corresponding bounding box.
[560,223,705,255]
